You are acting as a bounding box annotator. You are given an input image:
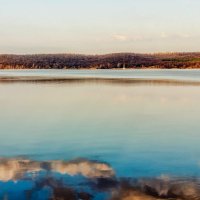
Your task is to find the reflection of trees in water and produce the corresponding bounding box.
[1,77,200,86]
[0,157,200,200]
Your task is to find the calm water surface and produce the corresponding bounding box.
[2,69,200,81]
[0,70,200,200]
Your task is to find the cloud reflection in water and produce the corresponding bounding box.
[0,158,114,182]
[0,158,200,200]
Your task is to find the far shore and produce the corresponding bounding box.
[1,53,200,69]
[1,67,200,70]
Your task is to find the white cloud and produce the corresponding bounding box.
[160,32,192,39]
[112,34,145,42]
[177,33,191,38]
[112,34,128,41]
[160,32,168,39]
[112,32,194,45]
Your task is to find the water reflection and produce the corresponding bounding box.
[1,76,200,86]
[0,157,200,200]
[1,71,200,199]
[0,158,114,182]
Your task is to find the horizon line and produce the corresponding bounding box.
[1,51,200,56]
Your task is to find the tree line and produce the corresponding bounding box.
[1,53,200,69]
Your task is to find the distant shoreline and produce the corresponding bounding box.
[1,53,200,69]
[1,67,200,70]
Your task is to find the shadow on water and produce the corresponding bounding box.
[0,157,200,200]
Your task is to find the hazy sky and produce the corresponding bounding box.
[0,0,200,54]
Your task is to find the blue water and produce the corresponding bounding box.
[0,70,200,199]
[1,69,200,81]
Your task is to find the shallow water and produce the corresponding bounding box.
[0,70,200,200]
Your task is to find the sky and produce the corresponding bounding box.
[0,0,200,54]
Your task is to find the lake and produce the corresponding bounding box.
[0,69,200,200]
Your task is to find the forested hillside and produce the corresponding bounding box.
[1,53,200,69]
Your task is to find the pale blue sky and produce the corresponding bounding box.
[0,0,200,54]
